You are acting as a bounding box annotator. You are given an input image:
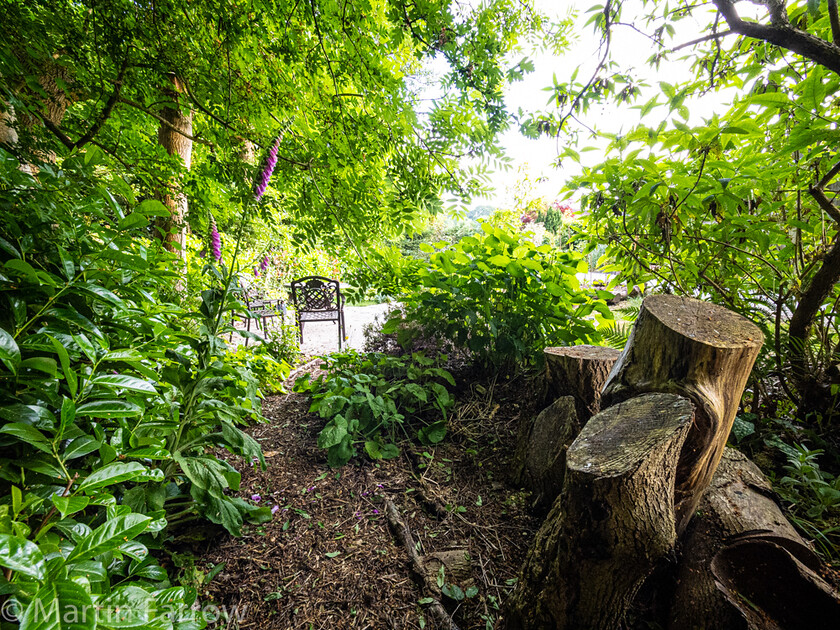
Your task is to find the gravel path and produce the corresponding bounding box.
[296,302,394,355]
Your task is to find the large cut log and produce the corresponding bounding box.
[542,345,620,418]
[502,393,694,630]
[601,294,763,532]
[669,448,839,630]
[511,396,579,508]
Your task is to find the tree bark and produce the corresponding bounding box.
[710,536,840,629]
[668,447,821,630]
[155,73,193,259]
[601,294,764,532]
[542,345,620,419]
[502,393,694,630]
[511,396,579,509]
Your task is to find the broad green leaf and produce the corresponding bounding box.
[19,579,95,630]
[63,436,101,460]
[20,356,58,377]
[77,462,150,492]
[0,326,21,373]
[0,423,53,453]
[318,416,349,449]
[91,374,158,394]
[66,513,151,562]
[76,400,142,418]
[51,495,90,518]
[117,212,150,231]
[0,533,47,580]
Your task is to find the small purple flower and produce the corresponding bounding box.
[271,505,280,515]
[259,254,270,273]
[253,137,282,201]
[253,267,260,278]
[372,509,379,514]
[251,494,261,502]
[208,214,222,262]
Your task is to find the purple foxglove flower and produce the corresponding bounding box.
[251,494,261,502]
[253,137,281,201]
[259,254,270,272]
[253,267,260,277]
[208,214,222,262]
[271,505,280,515]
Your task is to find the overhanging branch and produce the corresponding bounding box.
[712,0,840,76]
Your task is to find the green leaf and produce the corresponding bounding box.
[66,513,151,562]
[318,416,349,449]
[63,436,101,460]
[96,585,155,628]
[0,423,53,453]
[117,212,150,231]
[20,356,58,377]
[52,495,91,518]
[76,400,142,418]
[418,421,447,445]
[91,374,158,394]
[136,199,170,217]
[0,326,21,373]
[0,533,47,580]
[19,579,95,630]
[364,440,400,460]
[77,462,152,492]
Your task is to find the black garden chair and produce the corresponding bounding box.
[290,276,346,349]
[233,291,286,345]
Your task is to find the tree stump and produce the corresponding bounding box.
[503,393,695,630]
[542,345,620,418]
[669,448,839,630]
[601,294,763,532]
[511,396,579,508]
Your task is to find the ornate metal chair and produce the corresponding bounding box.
[290,276,346,349]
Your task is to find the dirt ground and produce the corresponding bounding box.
[194,369,542,629]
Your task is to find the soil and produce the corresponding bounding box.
[192,368,542,629]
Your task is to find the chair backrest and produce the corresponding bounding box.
[291,276,342,312]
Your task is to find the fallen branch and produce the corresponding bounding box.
[384,499,461,630]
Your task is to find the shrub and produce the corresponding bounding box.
[383,223,611,372]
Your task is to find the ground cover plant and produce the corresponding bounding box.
[294,351,455,467]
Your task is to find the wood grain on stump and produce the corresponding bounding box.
[503,393,694,630]
[601,294,763,532]
[543,345,620,419]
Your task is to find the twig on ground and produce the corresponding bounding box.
[384,498,461,630]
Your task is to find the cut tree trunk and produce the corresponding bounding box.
[511,396,579,508]
[710,536,840,629]
[668,447,822,630]
[601,294,763,532]
[155,73,193,259]
[502,393,695,630]
[541,345,620,418]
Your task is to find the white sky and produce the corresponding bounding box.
[466,0,742,210]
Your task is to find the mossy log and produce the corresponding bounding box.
[669,448,839,630]
[542,345,620,418]
[601,294,763,532]
[502,393,694,630]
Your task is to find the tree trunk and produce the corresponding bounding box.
[710,536,840,629]
[601,294,764,532]
[502,393,694,630]
[155,73,193,259]
[668,447,819,630]
[542,345,620,418]
[511,396,579,509]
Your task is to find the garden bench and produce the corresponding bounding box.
[290,276,346,349]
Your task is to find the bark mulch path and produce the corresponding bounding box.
[195,370,542,629]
